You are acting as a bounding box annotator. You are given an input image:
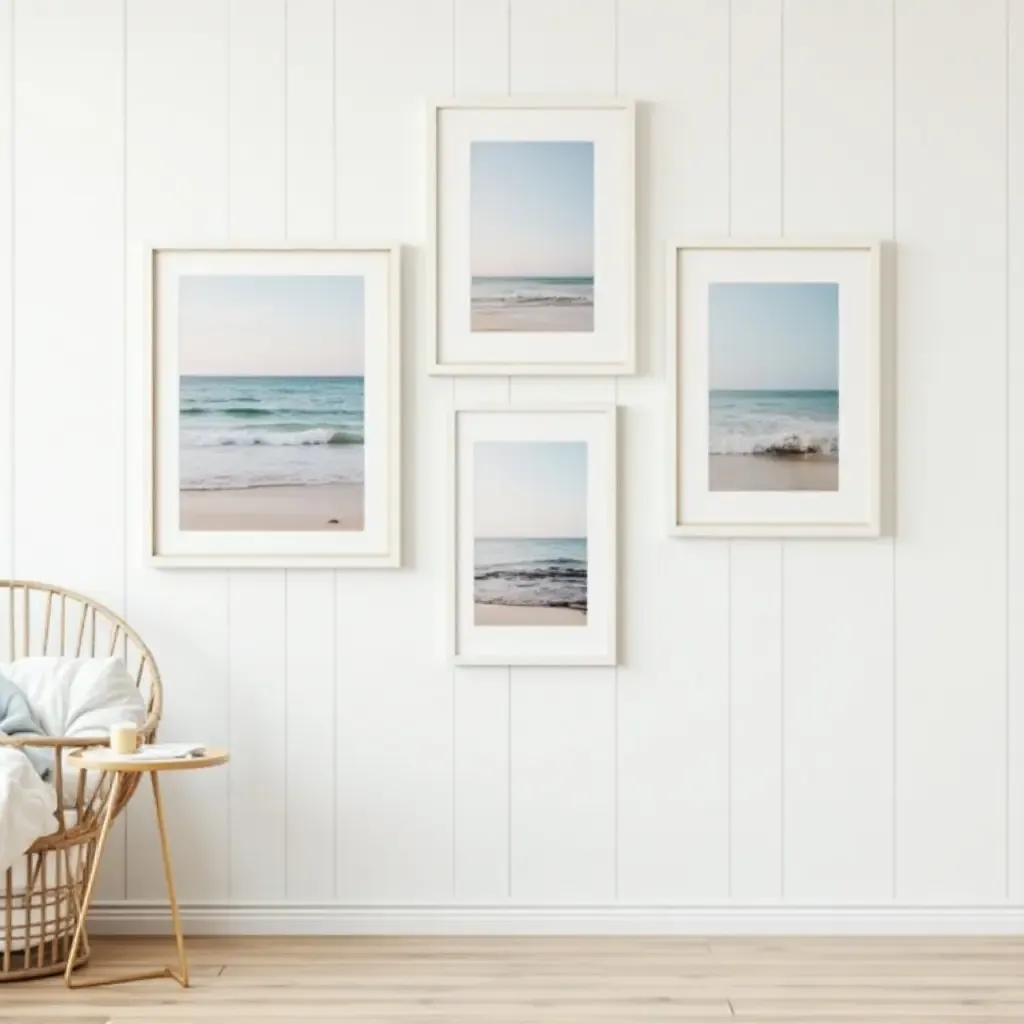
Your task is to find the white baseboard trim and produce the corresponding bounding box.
[89,902,1024,936]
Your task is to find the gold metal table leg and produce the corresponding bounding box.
[64,770,189,989]
[64,773,121,988]
[152,771,189,987]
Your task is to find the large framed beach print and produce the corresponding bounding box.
[451,406,617,665]
[428,98,635,375]
[670,239,883,538]
[147,244,401,567]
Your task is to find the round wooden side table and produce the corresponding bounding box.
[62,746,229,989]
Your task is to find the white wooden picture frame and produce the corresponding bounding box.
[451,404,618,665]
[146,242,402,567]
[428,97,635,376]
[669,237,884,538]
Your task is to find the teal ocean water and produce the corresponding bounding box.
[474,537,587,612]
[471,276,594,308]
[709,389,838,456]
[179,375,364,490]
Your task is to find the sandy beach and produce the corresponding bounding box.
[472,305,593,333]
[181,483,363,532]
[474,604,587,627]
[709,454,838,492]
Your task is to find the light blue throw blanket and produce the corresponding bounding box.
[0,672,51,780]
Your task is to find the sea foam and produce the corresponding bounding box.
[709,389,839,457]
[179,375,365,490]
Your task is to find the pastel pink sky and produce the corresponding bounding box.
[179,274,364,377]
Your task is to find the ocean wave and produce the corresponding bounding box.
[475,596,587,612]
[473,292,593,308]
[182,406,289,417]
[509,292,592,307]
[710,430,839,456]
[709,391,838,457]
[712,430,839,454]
[474,556,587,612]
[182,427,363,448]
[181,406,362,419]
[181,473,357,491]
[475,565,587,583]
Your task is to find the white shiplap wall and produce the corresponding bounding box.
[0,0,1021,932]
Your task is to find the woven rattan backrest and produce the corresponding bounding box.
[0,581,162,729]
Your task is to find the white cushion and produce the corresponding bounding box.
[0,656,146,738]
[0,746,57,884]
[0,657,147,805]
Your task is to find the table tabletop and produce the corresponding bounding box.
[66,746,230,774]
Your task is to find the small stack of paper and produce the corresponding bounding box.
[88,743,207,761]
[131,743,207,760]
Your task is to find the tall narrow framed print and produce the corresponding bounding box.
[147,243,401,567]
[451,405,617,665]
[428,98,635,375]
[670,238,883,538]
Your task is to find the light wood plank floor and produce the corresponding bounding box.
[3,936,1024,1021]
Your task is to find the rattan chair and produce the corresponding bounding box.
[0,581,162,982]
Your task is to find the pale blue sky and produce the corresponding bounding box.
[179,274,364,376]
[471,141,594,278]
[708,281,838,391]
[474,441,587,539]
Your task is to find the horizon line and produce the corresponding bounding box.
[471,274,595,280]
[476,535,587,541]
[709,386,838,392]
[180,372,364,379]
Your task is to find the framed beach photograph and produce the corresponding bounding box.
[669,239,883,538]
[146,243,401,567]
[428,98,635,375]
[451,405,617,665]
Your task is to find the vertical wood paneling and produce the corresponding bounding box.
[510,669,616,902]
[332,0,450,239]
[454,668,510,900]
[451,0,512,904]
[781,0,895,903]
[1009,0,1024,903]
[228,0,286,238]
[729,548,783,901]
[454,0,508,95]
[895,0,1008,902]
[0,1,10,596]
[616,0,731,904]
[510,0,613,95]
[286,0,334,238]
[729,542,784,900]
[13,0,126,900]
[13,0,1020,921]
[783,543,894,902]
[285,573,336,899]
[227,575,286,899]
[730,0,782,236]
[727,0,784,904]
[125,0,231,902]
[284,0,338,903]
[333,0,455,902]
[504,0,618,904]
[225,0,289,905]
[12,1,124,621]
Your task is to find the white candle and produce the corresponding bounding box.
[110,722,138,756]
